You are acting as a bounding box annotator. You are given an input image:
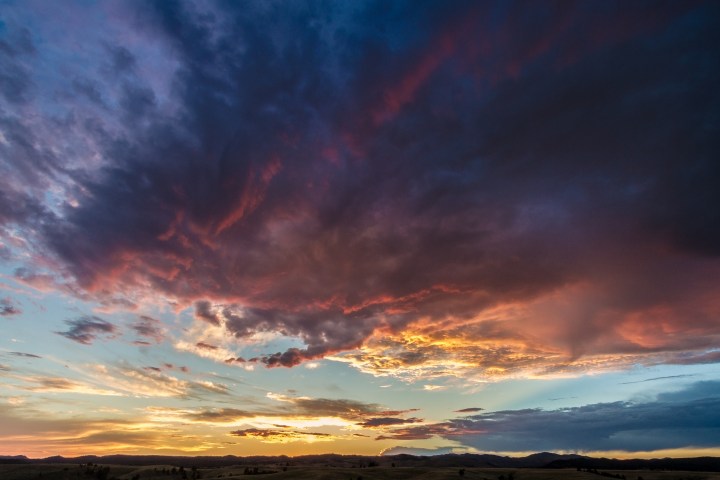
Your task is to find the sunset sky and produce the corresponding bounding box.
[1,0,719,459]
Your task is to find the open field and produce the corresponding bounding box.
[2,465,720,480]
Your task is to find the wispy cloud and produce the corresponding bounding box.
[129,315,165,344]
[8,352,41,359]
[230,427,334,444]
[620,374,696,385]
[23,376,120,396]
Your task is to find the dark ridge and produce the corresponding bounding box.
[545,457,720,472]
[0,455,30,464]
[7,453,717,471]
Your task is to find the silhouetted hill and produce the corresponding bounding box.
[10,452,718,471]
[546,456,720,472]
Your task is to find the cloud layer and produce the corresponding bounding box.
[378,381,720,452]
[0,0,719,378]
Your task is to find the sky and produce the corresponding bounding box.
[0,0,719,459]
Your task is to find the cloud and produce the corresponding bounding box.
[23,376,120,396]
[55,316,118,344]
[455,407,484,413]
[620,374,696,385]
[0,403,224,454]
[229,427,333,444]
[375,423,466,441]
[267,393,385,420]
[2,0,720,378]
[173,393,404,429]
[194,300,221,326]
[8,352,41,359]
[0,298,21,316]
[130,315,165,344]
[359,416,423,428]
[379,381,720,452]
[101,364,229,399]
[183,408,256,423]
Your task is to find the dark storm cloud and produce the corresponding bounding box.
[381,381,720,452]
[55,316,118,345]
[5,0,718,371]
[0,298,20,316]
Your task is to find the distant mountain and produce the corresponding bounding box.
[0,455,30,464]
[9,452,718,471]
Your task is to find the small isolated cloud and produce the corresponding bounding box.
[224,357,246,364]
[55,316,118,344]
[195,341,218,350]
[130,315,165,344]
[359,416,424,428]
[455,407,484,413]
[0,298,20,316]
[423,385,447,391]
[8,351,41,359]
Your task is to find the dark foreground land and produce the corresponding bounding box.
[2,465,720,480]
[1,454,719,480]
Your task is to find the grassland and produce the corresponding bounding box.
[2,464,720,480]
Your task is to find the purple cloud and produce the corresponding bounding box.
[0,298,20,317]
[1,1,718,374]
[130,315,165,344]
[55,316,118,345]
